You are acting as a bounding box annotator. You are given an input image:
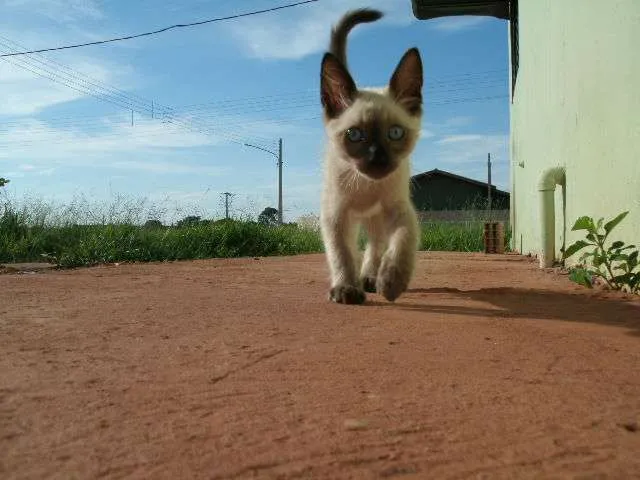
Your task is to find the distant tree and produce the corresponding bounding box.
[0,177,9,187]
[258,207,279,226]
[144,219,164,229]
[176,215,202,228]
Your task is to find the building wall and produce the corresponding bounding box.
[411,175,510,211]
[510,0,640,262]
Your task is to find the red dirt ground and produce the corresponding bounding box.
[1,252,640,479]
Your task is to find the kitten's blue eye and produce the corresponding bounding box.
[388,125,405,141]
[346,127,364,142]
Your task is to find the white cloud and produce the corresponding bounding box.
[420,129,436,140]
[4,0,103,22]
[0,0,141,117]
[111,160,227,176]
[413,132,509,190]
[225,1,490,60]
[432,133,508,164]
[0,116,229,175]
[226,0,416,60]
[0,49,136,116]
[7,165,56,176]
[429,16,488,33]
[0,113,319,177]
[436,134,484,144]
[444,116,474,128]
[421,116,475,138]
[0,61,88,115]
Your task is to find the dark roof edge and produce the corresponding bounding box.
[411,0,510,21]
[411,168,510,195]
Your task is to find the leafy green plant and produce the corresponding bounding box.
[563,211,639,293]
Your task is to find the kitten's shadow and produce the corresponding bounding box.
[365,287,640,337]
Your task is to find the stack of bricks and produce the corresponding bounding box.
[483,221,505,254]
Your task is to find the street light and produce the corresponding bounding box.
[244,138,283,225]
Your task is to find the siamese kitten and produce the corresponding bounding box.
[320,8,423,305]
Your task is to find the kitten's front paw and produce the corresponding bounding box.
[329,285,366,305]
[376,262,410,302]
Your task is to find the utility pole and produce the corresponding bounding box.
[244,138,284,225]
[487,152,492,212]
[222,192,233,219]
[278,138,283,225]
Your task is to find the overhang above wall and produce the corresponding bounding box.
[410,0,510,20]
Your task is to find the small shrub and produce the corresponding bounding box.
[563,211,639,293]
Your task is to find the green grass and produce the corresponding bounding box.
[420,220,511,252]
[1,197,510,268]
[0,209,323,267]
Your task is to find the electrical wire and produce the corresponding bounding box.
[0,36,152,109]
[0,0,320,57]
[0,92,509,149]
[0,42,278,147]
[171,69,507,111]
[1,29,506,151]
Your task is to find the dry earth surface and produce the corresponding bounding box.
[1,252,640,479]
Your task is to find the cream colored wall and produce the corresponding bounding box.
[510,0,640,264]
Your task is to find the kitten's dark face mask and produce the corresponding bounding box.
[321,47,423,180]
[341,121,411,180]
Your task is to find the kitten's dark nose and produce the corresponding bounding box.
[367,144,389,166]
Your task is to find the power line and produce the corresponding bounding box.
[0,42,277,148]
[171,69,507,110]
[0,94,509,149]
[0,0,320,58]
[427,94,508,106]
[0,114,279,151]
[0,36,151,109]
[0,23,506,151]
[0,37,277,145]
[0,114,321,137]
[173,81,506,114]
[0,37,504,121]
[0,108,282,150]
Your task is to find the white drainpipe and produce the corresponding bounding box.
[538,167,566,268]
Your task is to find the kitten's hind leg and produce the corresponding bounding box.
[360,214,387,293]
[321,210,365,305]
[377,202,419,302]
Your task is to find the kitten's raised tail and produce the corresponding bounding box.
[330,8,383,68]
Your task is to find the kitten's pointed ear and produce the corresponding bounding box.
[389,47,423,116]
[321,52,357,119]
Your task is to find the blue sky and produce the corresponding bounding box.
[0,0,509,223]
